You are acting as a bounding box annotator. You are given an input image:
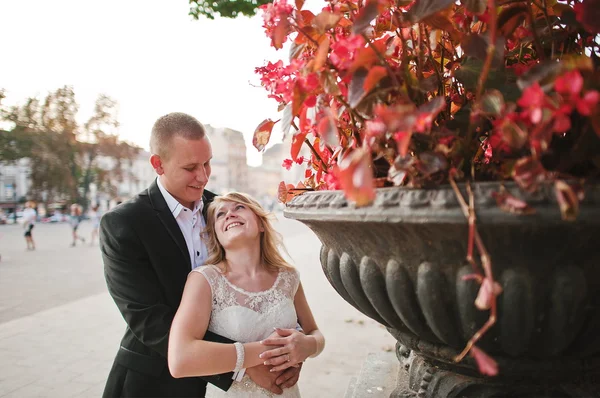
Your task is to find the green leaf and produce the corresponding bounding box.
[480,89,505,116]
[461,34,505,69]
[497,5,528,38]
[406,0,455,23]
[462,0,487,15]
[516,60,562,91]
[454,58,520,101]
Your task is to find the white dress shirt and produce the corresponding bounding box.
[157,178,207,270]
[156,178,245,381]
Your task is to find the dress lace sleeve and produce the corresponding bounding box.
[192,265,220,297]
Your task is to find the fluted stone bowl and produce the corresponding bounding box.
[284,182,600,397]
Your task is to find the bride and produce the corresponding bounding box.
[168,192,325,397]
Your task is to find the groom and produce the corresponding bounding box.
[100,112,301,397]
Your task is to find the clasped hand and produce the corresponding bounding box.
[259,328,316,372]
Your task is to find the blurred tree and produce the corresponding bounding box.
[0,87,139,207]
[189,0,271,20]
[79,94,139,210]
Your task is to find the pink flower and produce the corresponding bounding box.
[282,159,293,170]
[555,70,583,98]
[517,83,547,124]
[470,346,499,376]
[576,90,600,116]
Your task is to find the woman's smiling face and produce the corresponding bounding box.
[214,201,263,248]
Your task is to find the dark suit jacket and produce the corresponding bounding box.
[100,180,234,397]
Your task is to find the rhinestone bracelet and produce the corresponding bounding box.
[233,342,245,373]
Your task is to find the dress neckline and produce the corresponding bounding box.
[212,265,283,296]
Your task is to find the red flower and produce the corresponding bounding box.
[324,169,342,190]
[295,156,305,165]
[517,83,547,124]
[555,70,583,98]
[282,159,293,170]
[576,90,600,116]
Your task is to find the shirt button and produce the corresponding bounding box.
[197,251,200,256]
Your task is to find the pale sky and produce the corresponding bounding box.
[0,0,322,166]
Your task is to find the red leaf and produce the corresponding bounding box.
[295,0,305,10]
[316,109,339,147]
[512,157,546,192]
[363,66,388,93]
[312,36,330,72]
[352,0,380,34]
[470,346,499,376]
[272,18,290,50]
[406,0,455,23]
[492,189,536,215]
[348,37,386,74]
[554,180,583,221]
[348,68,369,108]
[278,181,290,203]
[496,119,528,149]
[574,0,600,34]
[292,82,307,117]
[252,119,279,151]
[337,148,376,206]
[314,11,342,32]
[277,181,308,204]
[291,130,308,162]
[497,5,528,38]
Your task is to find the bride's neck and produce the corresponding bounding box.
[224,245,263,276]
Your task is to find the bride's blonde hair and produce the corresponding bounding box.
[203,192,293,273]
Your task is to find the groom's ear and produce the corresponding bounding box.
[150,154,164,175]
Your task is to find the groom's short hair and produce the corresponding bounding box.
[150,112,206,159]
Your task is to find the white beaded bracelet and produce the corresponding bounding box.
[233,342,245,373]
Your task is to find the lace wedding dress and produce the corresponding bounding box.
[193,265,302,398]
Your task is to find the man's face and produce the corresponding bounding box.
[153,135,213,208]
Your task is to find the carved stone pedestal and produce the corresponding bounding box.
[284,183,600,397]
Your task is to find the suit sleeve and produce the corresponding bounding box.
[101,209,174,356]
[100,209,235,391]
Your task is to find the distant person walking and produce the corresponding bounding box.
[23,201,36,251]
[69,204,85,247]
[89,204,102,246]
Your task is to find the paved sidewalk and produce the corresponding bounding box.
[0,219,396,397]
[0,293,122,397]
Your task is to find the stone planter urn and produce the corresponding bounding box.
[284,182,600,397]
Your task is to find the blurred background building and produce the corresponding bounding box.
[0,125,308,218]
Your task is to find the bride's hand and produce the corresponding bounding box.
[259,328,317,372]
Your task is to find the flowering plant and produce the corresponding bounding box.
[253,0,600,375]
[254,0,599,209]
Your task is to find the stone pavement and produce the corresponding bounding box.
[0,217,396,397]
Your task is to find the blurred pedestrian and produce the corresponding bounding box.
[23,201,37,251]
[69,204,85,247]
[89,204,102,246]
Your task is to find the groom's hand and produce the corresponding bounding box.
[246,364,284,395]
[276,363,302,389]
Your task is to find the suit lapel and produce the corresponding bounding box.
[147,180,192,270]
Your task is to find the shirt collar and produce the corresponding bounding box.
[156,177,203,218]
